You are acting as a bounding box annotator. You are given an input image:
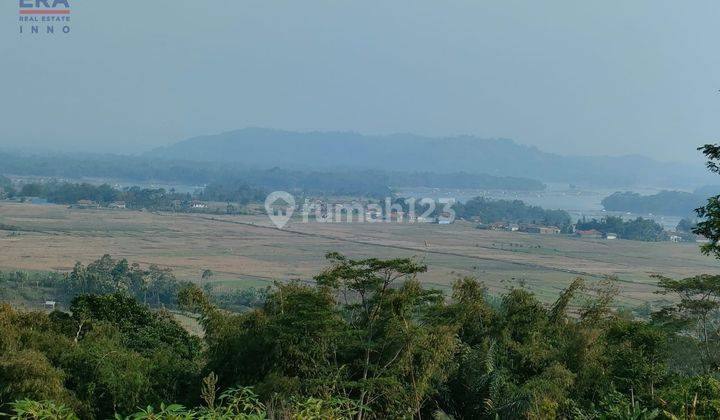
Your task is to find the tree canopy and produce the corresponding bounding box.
[453,197,572,230]
[576,216,668,241]
[3,253,720,419]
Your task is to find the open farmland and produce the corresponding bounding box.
[1,202,718,306]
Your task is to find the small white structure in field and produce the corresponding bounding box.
[44,301,56,310]
[605,233,618,240]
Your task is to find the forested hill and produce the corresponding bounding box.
[601,190,706,217]
[147,127,711,187]
[0,152,543,195]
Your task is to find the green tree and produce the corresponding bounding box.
[694,144,720,257]
[314,252,456,419]
[652,274,720,372]
[0,350,73,409]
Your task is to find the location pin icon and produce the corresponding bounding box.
[265,191,295,229]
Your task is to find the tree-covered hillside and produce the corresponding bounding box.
[147,128,711,187]
[454,197,573,231]
[576,216,668,242]
[602,190,705,217]
[0,151,545,196]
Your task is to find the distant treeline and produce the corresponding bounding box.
[601,190,706,217]
[11,181,266,210]
[195,183,267,204]
[576,216,667,241]
[0,175,12,198]
[17,182,191,209]
[384,196,572,230]
[454,197,573,231]
[0,151,544,197]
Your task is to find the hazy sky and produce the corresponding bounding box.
[2,0,719,163]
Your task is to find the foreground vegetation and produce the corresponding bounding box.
[0,256,267,314]
[3,251,720,419]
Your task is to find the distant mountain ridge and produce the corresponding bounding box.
[147,128,711,188]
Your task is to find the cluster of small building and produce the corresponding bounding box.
[574,229,617,239]
[475,222,713,243]
[375,209,454,224]
[71,200,125,209]
[668,232,710,244]
[69,200,209,210]
[476,222,627,239]
[476,222,562,235]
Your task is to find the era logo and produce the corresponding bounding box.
[19,0,70,7]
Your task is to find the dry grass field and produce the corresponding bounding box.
[1,202,719,306]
